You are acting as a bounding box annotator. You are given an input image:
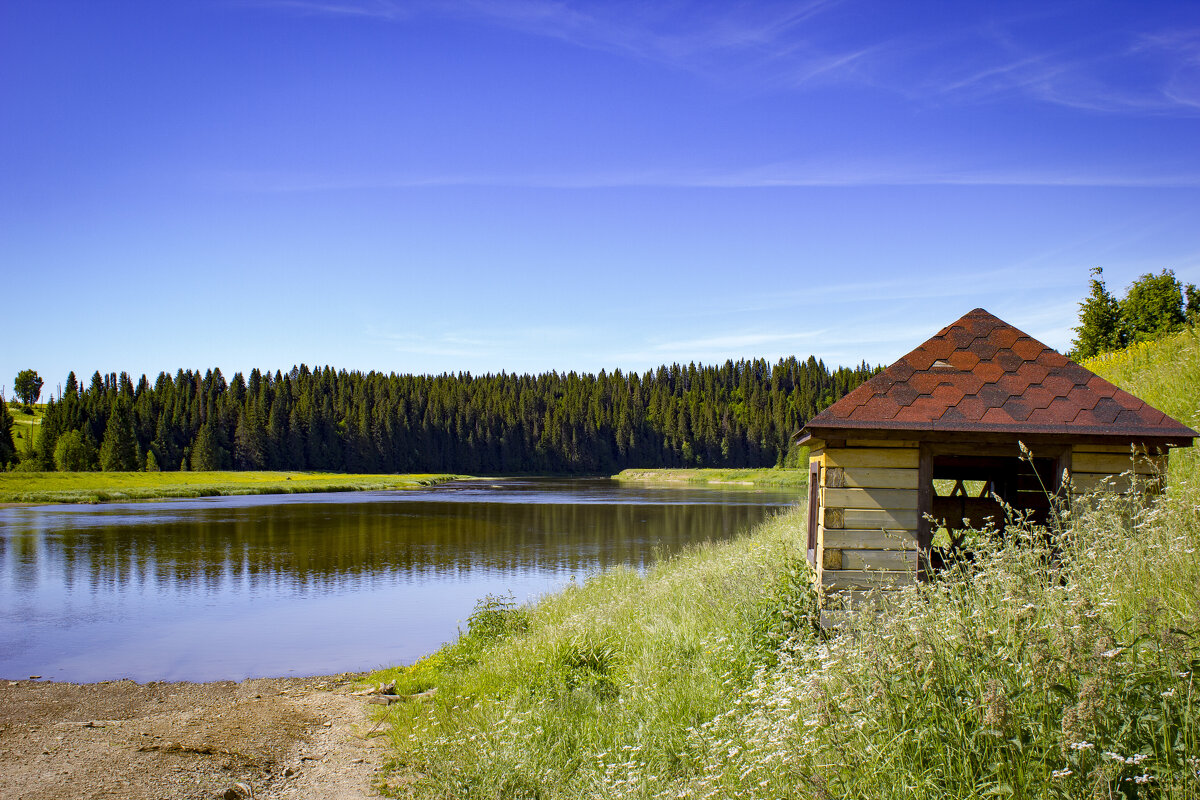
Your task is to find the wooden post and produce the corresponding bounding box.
[916,442,932,581]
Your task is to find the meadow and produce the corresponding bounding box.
[0,471,464,504]
[613,467,810,487]
[7,402,42,453]
[368,331,1200,799]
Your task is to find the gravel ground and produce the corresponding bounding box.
[0,674,391,800]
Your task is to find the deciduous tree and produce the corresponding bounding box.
[14,369,43,411]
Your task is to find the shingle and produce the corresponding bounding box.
[977,384,1010,409]
[1010,337,1046,361]
[1023,386,1056,410]
[1068,385,1101,411]
[975,362,1005,384]
[858,395,902,421]
[945,326,979,349]
[969,339,1000,360]
[993,328,1020,348]
[1014,362,1050,386]
[890,382,921,408]
[995,350,1024,373]
[948,350,981,370]
[906,348,936,371]
[1086,375,1117,398]
[1041,375,1075,398]
[981,406,1015,424]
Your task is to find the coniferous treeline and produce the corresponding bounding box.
[32,358,877,474]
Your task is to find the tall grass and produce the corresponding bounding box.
[373,333,1200,798]
[372,510,815,798]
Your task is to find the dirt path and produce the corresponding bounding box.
[0,674,391,800]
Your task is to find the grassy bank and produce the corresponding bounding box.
[7,403,43,452]
[371,333,1200,799]
[0,471,466,504]
[613,467,809,488]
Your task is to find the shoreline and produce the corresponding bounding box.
[0,471,471,506]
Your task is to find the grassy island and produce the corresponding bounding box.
[0,471,466,505]
[369,332,1200,799]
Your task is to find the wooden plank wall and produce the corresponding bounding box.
[1069,444,1167,495]
[816,440,921,605]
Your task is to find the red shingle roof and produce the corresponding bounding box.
[803,308,1196,442]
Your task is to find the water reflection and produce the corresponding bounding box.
[0,479,798,682]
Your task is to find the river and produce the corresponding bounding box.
[0,478,799,682]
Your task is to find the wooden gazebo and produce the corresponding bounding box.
[796,308,1195,606]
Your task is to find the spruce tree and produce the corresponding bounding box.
[0,398,17,468]
[190,422,220,471]
[99,400,140,471]
[1071,267,1125,359]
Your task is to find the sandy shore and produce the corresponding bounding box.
[0,674,391,800]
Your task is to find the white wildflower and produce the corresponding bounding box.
[1070,741,1094,751]
[1051,768,1072,779]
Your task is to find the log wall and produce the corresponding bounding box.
[1068,444,1167,495]
[814,440,920,605]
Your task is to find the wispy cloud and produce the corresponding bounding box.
[206,160,1200,193]
[252,0,869,86]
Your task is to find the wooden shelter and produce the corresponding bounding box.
[796,308,1195,605]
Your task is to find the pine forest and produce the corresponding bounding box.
[31,358,877,474]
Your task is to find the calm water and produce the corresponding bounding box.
[0,478,799,682]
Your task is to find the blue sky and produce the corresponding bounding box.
[3,1,1200,396]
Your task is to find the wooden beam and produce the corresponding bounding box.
[823,487,919,511]
[842,549,918,570]
[824,448,920,469]
[822,570,915,590]
[917,443,933,581]
[822,528,918,551]
[837,467,920,490]
[843,508,919,530]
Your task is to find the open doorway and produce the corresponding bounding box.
[922,445,1067,575]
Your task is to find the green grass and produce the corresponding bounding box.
[7,402,43,452]
[0,471,466,504]
[369,333,1200,799]
[613,467,809,488]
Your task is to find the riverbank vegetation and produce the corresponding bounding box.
[0,471,464,505]
[613,467,809,487]
[8,358,876,475]
[369,331,1200,798]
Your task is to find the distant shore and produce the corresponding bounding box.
[0,471,467,505]
[612,467,808,487]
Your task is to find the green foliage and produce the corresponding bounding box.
[1122,269,1190,343]
[1071,267,1126,359]
[37,360,877,475]
[189,422,220,471]
[13,368,43,411]
[99,400,140,471]
[0,399,16,468]
[465,592,531,644]
[1072,268,1198,358]
[53,430,95,472]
